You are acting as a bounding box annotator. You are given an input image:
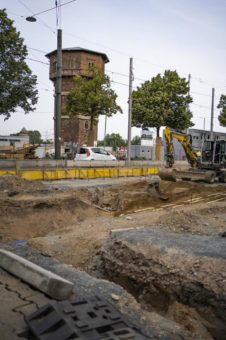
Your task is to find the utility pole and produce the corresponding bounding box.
[55,29,62,159]
[186,74,191,135]
[210,88,215,140]
[127,57,133,161]
[104,115,107,149]
[187,74,191,112]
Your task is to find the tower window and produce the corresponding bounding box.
[85,121,89,129]
[52,61,57,72]
[88,62,94,69]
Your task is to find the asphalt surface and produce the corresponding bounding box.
[111,227,226,259]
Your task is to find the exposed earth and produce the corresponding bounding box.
[0,174,226,339]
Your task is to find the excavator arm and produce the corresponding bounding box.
[164,127,198,168]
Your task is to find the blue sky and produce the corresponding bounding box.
[1,0,226,140]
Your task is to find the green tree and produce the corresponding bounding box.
[131,135,141,145]
[0,9,38,119]
[28,130,42,144]
[67,68,122,145]
[97,133,126,151]
[132,70,193,137]
[217,94,226,127]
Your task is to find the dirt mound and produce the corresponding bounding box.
[158,210,202,231]
[0,174,44,192]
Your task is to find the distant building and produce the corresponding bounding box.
[131,145,153,160]
[131,128,154,160]
[0,128,29,148]
[46,47,109,146]
[141,127,154,146]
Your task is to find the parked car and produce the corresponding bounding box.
[75,147,117,161]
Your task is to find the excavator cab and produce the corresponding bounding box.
[201,140,226,167]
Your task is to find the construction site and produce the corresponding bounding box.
[1,1,226,338]
[0,158,226,339]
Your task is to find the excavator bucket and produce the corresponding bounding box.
[158,169,177,182]
[159,168,216,184]
[147,181,169,200]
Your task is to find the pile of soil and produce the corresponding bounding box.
[0,174,44,192]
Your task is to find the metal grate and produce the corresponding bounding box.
[25,296,147,339]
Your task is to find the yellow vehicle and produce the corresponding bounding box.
[164,127,199,168]
[160,127,226,183]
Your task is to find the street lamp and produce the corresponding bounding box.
[25,16,62,160]
[26,16,37,22]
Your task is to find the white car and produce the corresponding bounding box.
[75,147,117,161]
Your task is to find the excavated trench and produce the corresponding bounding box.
[1,175,226,339]
[100,228,226,340]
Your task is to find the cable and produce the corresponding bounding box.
[23,0,77,18]
[192,103,211,109]
[8,3,226,91]
[111,80,128,87]
[28,47,48,54]
[106,69,146,83]
[18,0,55,35]
[191,75,226,90]
[190,91,211,97]
[27,57,49,66]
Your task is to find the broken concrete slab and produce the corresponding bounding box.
[102,227,226,340]
[0,249,73,300]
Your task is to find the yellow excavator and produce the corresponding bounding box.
[159,127,226,184]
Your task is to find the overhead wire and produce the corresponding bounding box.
[26,57,49,66]
[18,0,56,35]
[14,3,224,119]
[28,47,47,54]
[23,0,76,19]
[8,1,226,92]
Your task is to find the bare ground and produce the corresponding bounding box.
[0,174,226,338]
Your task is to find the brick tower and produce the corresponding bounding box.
[46,47,109,146]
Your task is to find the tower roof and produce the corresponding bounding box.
[46,47,109,63]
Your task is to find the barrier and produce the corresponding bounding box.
[0,166,159,181]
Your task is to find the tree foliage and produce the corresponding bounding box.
[0,9,38,119]
[67,68,122,145]
[97,133,126,151]
[28,130,42,144]
[131,135,141,145]
[217,94,226,127]
[132,70,193,137]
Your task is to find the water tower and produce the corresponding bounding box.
[46,47,109,146]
